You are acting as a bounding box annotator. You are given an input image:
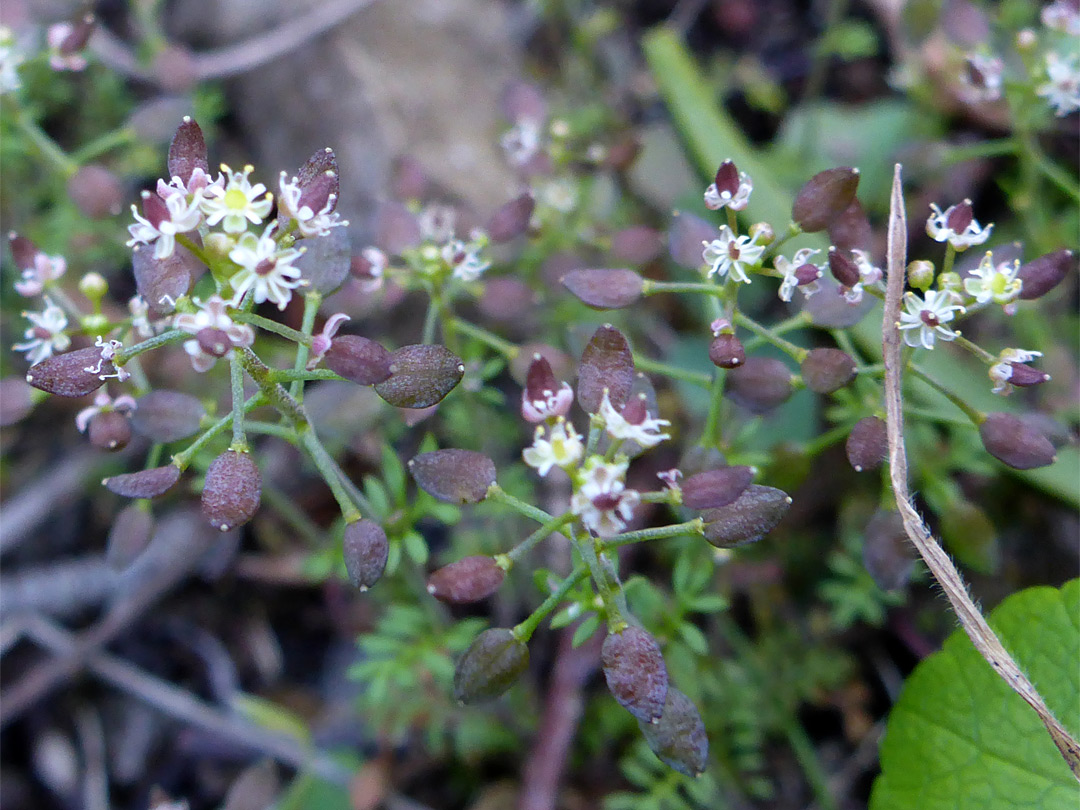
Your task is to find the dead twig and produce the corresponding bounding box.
[882,164,1080,779]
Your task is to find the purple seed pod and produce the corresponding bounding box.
[201,451,262,532]
[426,556,505,603]
[708,333,745,369]
[863,510,914,591]
[167,117,209,185]
[130,391,205,442]
[478,277,536,324]
[679,445,728,477]
[67,164,124,219]
[702,485,792,548]
[195,328,231,358]
[605,137,641,172]
[26,347,112,398]
[373,344,464,409]
[500,80,547,123]
[324,335,393,385]
[106,504,154,571]
[9,232,39,270]
[979,412,1057,470]
[1018,249,1074,300]
[800,348,856,394]
[0,377,34,425]
[638,688,709,777]
[294,227,350,294]
[577,325,635,413]
[725,357,793,414]
[453,627,530,704]
[510,343,572,386]
[668,212,716,269]
[681,466,754,510]
[612,226,663,264]
[88,410,132,451]
[602,626,669,724]
[827,247,861,288]
[487,193,535,243]
[375,201,422,254]
[296,148,339,203]
[343,519,389,591]
[132,243,196,315]
[562,269,644,309]
[391,155,429,200]
[846,416,888,472]
[409,449,497,504]
[828,198,873,252]
[792,167,860,233]
[1005,362,1050,389]
[104,464,182,498]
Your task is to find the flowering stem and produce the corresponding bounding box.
[908,365,985,425]
[172,393,266,470]
[236,347,308,427]
[600,519,704,550]
[450,317,519,359]
[952,334,996,364]
[576,531,628,632]
[512,566,589,642]
[506,511,576,563]
[641,280,726,297]
[289,291,321,401]
[8,100,77,177]
[585,415,604,456]
[298,427,362,523]
[760,222,803,263]
[229,349,248,451]
[725,208,738,233]
[270,369,347,383]
[232,312,312,346]
[70,126,138,165]
[486,484,555,526]
[244,421,298,442]
[421,286,440,345]
[632,354,711,387]
[733,311,808,362]
[940,243,957,279]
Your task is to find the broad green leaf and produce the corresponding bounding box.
[871,579,1079,810]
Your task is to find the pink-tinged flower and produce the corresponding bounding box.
[418,204,457,244]
[352,247,387,293]
[963,251,1022,306]
[523,418,584,477]
[75,389,137,433]
[521,354,573,423]
[9,233,67,297]
[926,200,993,250]
[959,52,1004,103]
[989,348,1049,395]
[571,457,640,537]
[441,238,490,282]
[598,391,670,448]
[656,468,683,489]
[126,189,204,260]
[200,164,273,233]
[84,336,129,382]
[46,16,95,72]
[13,297,69,364]
[307,312,351,369]
[173,295,255,372]
[228,223,306,310]
[898,289,966,350]
[774,248,823,302]
[1036,51,1080,117]
[157,167,222,201]
[702,225,764,283]
[704,160,753,211]
[277,170,347,237]
[851,249,883,286]
[1042,0,1080,34]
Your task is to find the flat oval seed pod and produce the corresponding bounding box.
[863,509,915,591]
[681,466,754,510]
[343,519,389,591]
[131,391,205,442]
[612,226,662,264]
[487,193,535,242]
[132,243,196,315]
[324,335,392,385]
[167,117,209,184]
[792,167,860,232]
[26,347,112,397]
[846,416,888,472]
[453,628,529,704]
[828,198,873,252]
[202,451,261,531]
[562,269,644,309]
[638,688,709,777]
[979,412,1057,470]
[104,464,182,498]
[702,485,792,548]
[88,411,132,451]
[725,357,792,414]
[708,333,744,369]
[1017,249,1074,300]
[602,626,668,724]
[294,226,350,294]
[801,348,856,394]
[427,556,505,603]
[409,449,497,504]
[374,344,464,409]
[577,325,634,413]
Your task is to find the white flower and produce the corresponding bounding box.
[702,226,764,284]
[83,336,129,382]
[926,200,993,250]
[571,456,640,538]
[418,204,457,244]
[960,52,1004,103]
[441,239,490,282]
[898,289,966,349]
[598,391,670,449]
[126,189,204,260]
[277,170,347,237]
[501,119,543,167]
[540,178,578,214]
[75,389,137,433]
[521,354,574,423]
[200,165,273,233]
[989,348,1048,395]
[46,21,89,72]
[0,26,23,95]
[963,251,1022,305]
[13,251,66,297]
[353,246,387,293]
[851,249,883,286]
[13,297,69,364]
[523,418,584,477]
[1042,0,1080,34]
[1036,52,1080,117]
[228,223,306,309]
[704,161,753,211]
[157,167,222,201]
[774,248,823,302]
[173,295,255,372]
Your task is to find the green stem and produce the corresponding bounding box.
[486,484,555,526]
[450,317,519,358]
[229,350,248,450]
[505,512,576,563]
[9,101,77,176]
[114,329,187,364]
[952,334,996,364]
[270,369,347,384]
[244,421,299,442]
[232,312,312,346]
[576,531,627,632]
[173,393,266,470]
[421,287,440,345]
[289,292,321,401]
[600,519,705,550]
[236,347,307,427]
[174,233,211,268]
[633,354,711,387]
[70,126,138,165]
[700,367,726,449]
[801,423,851,458]
[513,566,589,641]
[642,280,726,297]
[262,483,324,546]
[298,427,361,523]
[783,717,840,810]
[909,365,985,425]
[938,137,1017,165]
[733,311,807,361]
[940,243,957,279]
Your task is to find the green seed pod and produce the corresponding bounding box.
[577,325,635,413]
[1018,249,1074,300]
[343,519,389,591]
[202,451,261,531]
[324,335,393,385]
[846,416,888,472]
[88,410,132,451]
[602,626,669,724]
[681,466,754,510]
[638,687,709,777]
[979,412,1057,470]
[409,449,497,504]
[26,347,112,398]
[702,485,791,548]
[562,269,644,309]
[427,556,505,603]
[708,333,744,369]
[104,464,182,498]
[453,628,529,704]
[725,357,793,414]
[793,167,860,233]
[800,348,856,394]
[863,509,913,591]
[374,344,464,409]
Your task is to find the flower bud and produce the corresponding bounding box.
[667,212,716,269]
[978,412,1056,469]
[195,328,231,358]
[1018,249,1074,300]
[1005,362,1050,388]
[800,348,856,394]
[701,485,791,548]
[324,335,393,385]
[611,226,662,264]
[486,193,535,243]
[846,416,888,472]
[26,347,111,398]
[562,269,643,309]
[409,449,497,504]
[167,117,209,185]
[373,344,464,408]
[828,198,872,252]
[510,343,571,386]
[343,519,389,591]
[104,464,181,498]
[106,505,154,571]
[827,247,860,288]
[296,148,339,202]
[88,410,132,451]
[67,164,125,219]
[725,357,793,413]
[602,626,668,724]
[427,556,505,603]
[453,628,529,704]
[638,688,709,777]
[202,451,262,531]
[577,325,635,413]
[78,272,109,303]
[907,259,935,291]
[792,167,860,233]
[748,222,774,245]
[708,333,745,369]
[681,466,754,510]
[130,391,205,442]
[863,509,914,591]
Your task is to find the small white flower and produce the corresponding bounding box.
[200,164,273,233]
[898,289,966,349]
[157,167,222,202]
[1036,51,1080,117]
[704,161,753,211]
[540,178,578,214]
[501,119,543,168]
[441,239,490,282]
[959,52,1004,103]
[13,297,69,364]
[84,336,129,382]
[1042,0,1080,34]
[851,249,883,286]
[418,204,457,244]
[46,22,89,72]
[702,225,764,283]
[173,295,255,372]
[75,389,137,433]
[307,312,351,369]
[228,223,306,310]
[0,26,23,95]
[126,189,204,260]
[523,418,584,477]
[988,348,1048,395]
[926,200,993,251]
[521,354,574,423]
[353,246,387,293]
[598,391,670,449]
[571,456,640,538]
[13,251,66,297]
[963,251,1022,305]
[774,248,823,302]
[277,170,347,237]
